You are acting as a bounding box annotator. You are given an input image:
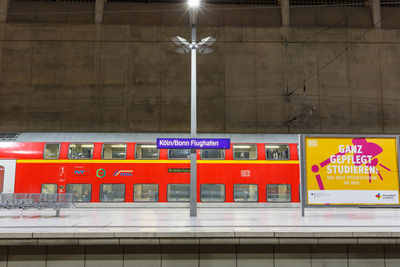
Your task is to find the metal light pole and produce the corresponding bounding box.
[189,4,198,217]
[172,0,215,217]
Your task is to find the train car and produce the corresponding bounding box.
[0,133,300,203]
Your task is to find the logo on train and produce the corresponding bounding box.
[58,185,65,193]
[375,193,381,200]
[96,168,106,178]
[74,169,90,176]
[113,170,133,177]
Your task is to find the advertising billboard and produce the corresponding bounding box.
[302,136,400,206]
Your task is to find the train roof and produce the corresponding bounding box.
[10,133,300,143]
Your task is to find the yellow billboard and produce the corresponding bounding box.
[305,137,399,205]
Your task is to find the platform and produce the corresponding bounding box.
[1,207,400,245]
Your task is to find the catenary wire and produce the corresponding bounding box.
[284,7,395,97]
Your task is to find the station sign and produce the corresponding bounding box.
[302,136,400,206]
[157,138,230,149]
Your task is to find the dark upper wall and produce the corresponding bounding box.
[6,1,400,28]
[0,2,400,134]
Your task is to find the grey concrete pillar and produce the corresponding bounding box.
[281,0,290,27]
[95,0,104,24]
[0,0,10,22]
[371,0,381,28]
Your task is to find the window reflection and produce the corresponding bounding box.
[200,184,225,202]
[41,184,57,194]
[68,144,94,159]
[168,149,191,159]
[233,144,257,160]
[134,184,158,202]
[44,144,60,159]
[267,184,291,202]
[266,145,289,160]
[167,184,190,202]
[103,144,126,159]
[100,184,125,202]
[66,184,92,202]
[234,184,258,202]
[136,144,159,159]
[201,149,224,160]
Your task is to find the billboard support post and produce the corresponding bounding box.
[299,134,306,217]
[397,136,400,197]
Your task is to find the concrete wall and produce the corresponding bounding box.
[0,3,400,133]
[0,244,400,267]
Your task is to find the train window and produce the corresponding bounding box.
[68,144,94,159]
[267,184,291,202]
[167,184,190,202]
[200,184,225,202]
[100,184,125,202]
[233,184,258,202]
[233,144,257,160]
[44,143,60,159]
[66,184,92,202]
[134,184,158,202]
[135,144,159,159]
[0,166,3,193]
[102,144,126,159]
[41,184,57,194]
[266,145,290,160]
[168,149,191,159]
[200,149,225,160]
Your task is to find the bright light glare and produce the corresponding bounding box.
[188,0,200,8]
[266,145,281,149]
[234,145,251,149]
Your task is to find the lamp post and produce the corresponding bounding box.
[172,0,215,217]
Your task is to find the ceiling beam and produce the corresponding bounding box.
[95,0,105,24]
[0,0,10,22]
[281,0,290,27]
[371,0,381,28]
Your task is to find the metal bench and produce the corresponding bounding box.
[0,193,74,216]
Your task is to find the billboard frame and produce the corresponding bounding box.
[300,134,400,216]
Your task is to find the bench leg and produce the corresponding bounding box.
[56,209,60,217]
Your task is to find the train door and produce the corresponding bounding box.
[0,160,16,193]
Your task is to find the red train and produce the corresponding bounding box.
[0,133,300,203]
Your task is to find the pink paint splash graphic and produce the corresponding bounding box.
[311,138,391,190]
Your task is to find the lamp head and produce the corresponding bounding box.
[188,0,200,8]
